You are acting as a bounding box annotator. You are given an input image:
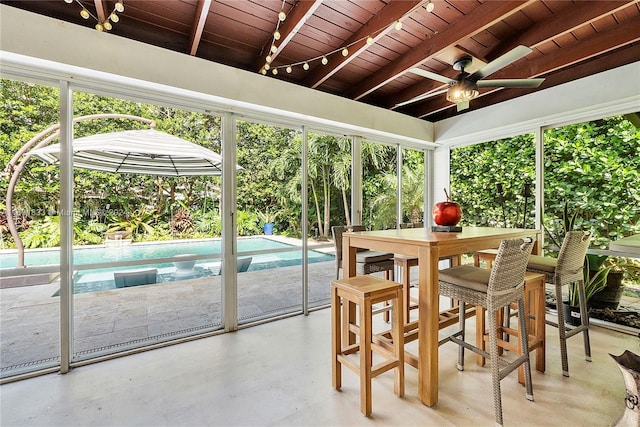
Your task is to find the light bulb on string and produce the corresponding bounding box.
[426,1,435,12]
[103,21,112,30]
[274,30,281,40]
[115,1,124,13]
[270,45,278,53]
[395,20,402,31]
[303,62,310,70]
[286,66,292,73]
[266,55,273,63]
[366,36,374,45]
[278,11,286,21]
[64,0,73,3]
[272,68,278,75]
[321,56,328,65]
[110,13,119,22]
[341,48,349,56]
[261,69,267,75]
[95,23,104,31]
[80,9,90,19]
[264,63,270,70]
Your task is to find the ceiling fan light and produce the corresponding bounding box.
[446,81,478,104]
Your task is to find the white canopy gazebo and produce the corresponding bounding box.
[6,114,237,267]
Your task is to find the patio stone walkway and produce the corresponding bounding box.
[1,261,336,375]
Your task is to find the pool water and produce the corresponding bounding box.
[19,237,335,295]
[1,237,302,268]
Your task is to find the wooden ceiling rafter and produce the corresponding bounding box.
[304,0,427,89]
[440,42,640,122]
[93,0,106,24]
[388,0,636,110]
[3,1,639,121]
[490,0,635,58]
[410,15,640,119]
[255,0,323,73]
[347,0,536,102]
[188,0,213,56]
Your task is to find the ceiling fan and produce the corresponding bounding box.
[400,45,545,112]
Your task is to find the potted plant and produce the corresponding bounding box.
[590,256,640,310]
[564,254,609,326]
[257,210,276,235]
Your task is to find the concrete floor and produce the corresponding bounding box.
[1,305,638,427]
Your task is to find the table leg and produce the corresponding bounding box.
[418,245,439,406]
[343,235,358,344]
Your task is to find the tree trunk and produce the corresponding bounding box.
[323,175,330,239]
[342,189,351,227]
[310,181,323,237]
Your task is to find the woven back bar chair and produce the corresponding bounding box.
[332,226,395,281]
[526,230,591,377]
[439,237,535,427]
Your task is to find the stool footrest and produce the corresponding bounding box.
[371,359,401,377]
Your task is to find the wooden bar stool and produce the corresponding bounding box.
[474,248,499,268]
[393,253,461,324]
[475,271,547,384]
[331,275,404,416]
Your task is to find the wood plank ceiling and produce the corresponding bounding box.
[4,0,640,122]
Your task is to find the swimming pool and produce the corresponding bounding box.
[0,237,313,268]
[1,237,335,295]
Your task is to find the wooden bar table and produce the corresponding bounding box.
[342,226,541,407]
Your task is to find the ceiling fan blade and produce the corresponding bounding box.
[394,88,448,108]
[477,78,545,88]
[470,45,533,81]
[407,67,453,84]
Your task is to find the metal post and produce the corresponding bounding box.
[302,126,309,315]
[59,81,73,373]
[351,136,362,225]
[221,112,238,331]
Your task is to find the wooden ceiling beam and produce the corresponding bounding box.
[93,0,106,23]
[188,0,212,56]
[388,1,634,109]
[255,0,323,72]
[490,1,635,58]
[347,0,536,101]
[304,0,427,89]
[409,16,640,119]
[429,42,640,121]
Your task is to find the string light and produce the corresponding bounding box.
[426,0,435,13]
[259,0,434,76]
[65,0,125,32]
